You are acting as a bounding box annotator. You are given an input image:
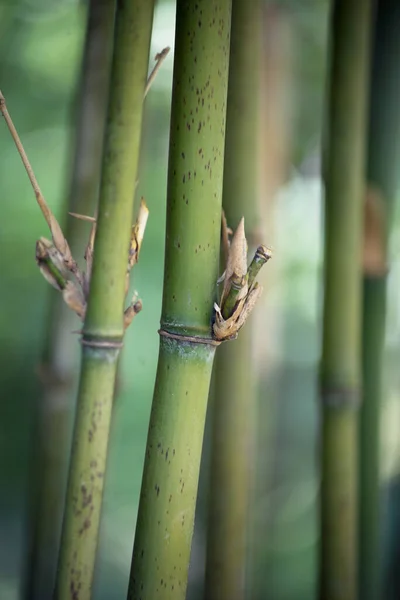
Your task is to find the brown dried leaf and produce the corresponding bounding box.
[124,297,143,329]
[62,281,86,319]
[220,217,248,306]
[363,185,387,276]
[128,198,149,270]
[213,284,263,341]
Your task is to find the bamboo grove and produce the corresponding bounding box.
[1,0,400,599]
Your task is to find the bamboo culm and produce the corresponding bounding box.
[127,1,232,598]
[204,0,262,598]
[24,3,114,598]
[359,1,400,598]
[319,0,372,599]
[54,1,155,598]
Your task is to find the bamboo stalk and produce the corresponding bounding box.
[24,4,114,598]
[127,1,232,598]
[359,1,400,597]
[53,1,155,598]
[318,1,372,599]
[204,0,262,598]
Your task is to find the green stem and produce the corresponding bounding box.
[24,3,114,598]
[319,1,372,599]
[204,0,262,597]
[54,1,155,598]
[359,1,400,597]
[127,1,232,598]
[247,245,272,289]
[221,273,246,319]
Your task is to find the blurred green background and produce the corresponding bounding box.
[1,1,400,599]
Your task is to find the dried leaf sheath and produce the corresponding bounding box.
[213,217,271,341]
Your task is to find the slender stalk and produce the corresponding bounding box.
[54,1,155,598]
[127,1,232,598]
[359,1,400,597]
[204,0,262,598]
[24,4,114,598]
[319,1,372,599]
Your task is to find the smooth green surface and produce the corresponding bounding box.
[128,1,232,597]
[56,348,119,598]
[359,1,400,597]
[55,1,154,598]
[128,338,216,599]
[161,0,232,337]
[84,0,153,338]
[204,0,261,598]
[319,0,372,599]
[359,278,386,600]
[205,327,253,600]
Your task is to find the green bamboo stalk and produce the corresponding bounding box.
[204,0,262,598]
[24,4,114,597]
[54,1,154,598]
[127,1,232,598]
[359,1,400,597]
[319,1,372,599]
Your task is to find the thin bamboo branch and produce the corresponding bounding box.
[127,1,232,598]
[319,0,373,598]
[53,0,155,598]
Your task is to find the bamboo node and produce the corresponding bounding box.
[81,337,124,349]
[158,329,221,346]
[320,386,361,409]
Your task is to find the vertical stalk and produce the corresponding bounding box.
[25,3,114,597]
[204,0,261,598]
[54,1,155,598]
[360,1,400,598]
[127,1,232,599]
[319,1,372,599]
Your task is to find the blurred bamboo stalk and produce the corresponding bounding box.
[250,5,293,597]
[360,1,400,598]
[319,1,372,599]
[127,1,232,598]
[54,0,154,598]
[203,0,262,598]
[24,2,114,598]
